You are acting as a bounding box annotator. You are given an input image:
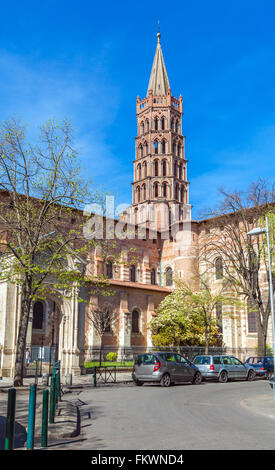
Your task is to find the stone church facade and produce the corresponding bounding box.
[0,34,271,378]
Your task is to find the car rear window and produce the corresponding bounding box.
[135,354,157,365]
[213,357,222,365]
[193,356,210,365]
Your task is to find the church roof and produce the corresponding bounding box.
[147,33,170,96]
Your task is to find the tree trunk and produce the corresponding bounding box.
[13,282,32,387]
[99,338,103,367]
[254,300,268,356]
[257,328,267,356]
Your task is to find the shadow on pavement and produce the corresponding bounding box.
[0,415,27,450]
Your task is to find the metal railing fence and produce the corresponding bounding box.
[84,345,259,363]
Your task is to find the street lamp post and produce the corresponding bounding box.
[248,216,274,396]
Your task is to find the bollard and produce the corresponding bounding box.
[93,366,97,387]
[55,371,60,410]
[27,383,37,450]
[49,374,56,424]
[5,387,16,450]
[41,389,49,448]
[114,366,116,383]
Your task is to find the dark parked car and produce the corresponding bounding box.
[245,356,274,379]
[132,352,202,387]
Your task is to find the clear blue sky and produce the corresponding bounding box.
[0,0,274,218]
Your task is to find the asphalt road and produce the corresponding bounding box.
[54,379,275,450]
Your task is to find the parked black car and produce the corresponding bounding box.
[244,356,274,379]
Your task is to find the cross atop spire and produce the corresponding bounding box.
[147,33,170,96]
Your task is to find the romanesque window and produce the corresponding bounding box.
[142,184,146,200]
[215,257,223,280]
[162,160,167,177]
[247,299,257,333]
[161,117,165,130]
[216,302,223,333]
[154,117,158,130]
[174,162,177,177]
[151,269,156,285]
[163,182,167,198]
[165,267,173,286]
[179,164,182,180]
[154,183,159,198]
[132,310,140,333]
[180,186,184,203]
[162,140,166,154]
[143,161,147,177]
[174,184,179,201]
[154,160,159,176]
[130,265,136,282]
[154,141,158,154]
[172,142,176,154]
[136,186,141,203]
[33,301,44,330]
[144,142,148,156]
[137,164,141,180]
[146,120,149,132]
[106,261,113,279]
[140,122,144,135]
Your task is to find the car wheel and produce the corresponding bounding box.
[219,371,228,383]
[247,370,256,381]
[133,379,144,386]
[266,371,272,380]
[160,373,171,387]
[193,372,202,385]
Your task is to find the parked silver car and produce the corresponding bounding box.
[132,352,202,387]
[193,355,256,383]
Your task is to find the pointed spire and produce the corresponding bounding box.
[147,32,170,96]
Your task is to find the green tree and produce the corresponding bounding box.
[150,280,236,353]
[0,118,116,386]
[201,180,274,356]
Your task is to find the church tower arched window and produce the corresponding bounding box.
[154,160,159,176]
[154,141,158,154]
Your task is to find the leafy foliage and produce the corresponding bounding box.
[150,280,235,352]
[106,352,118,362]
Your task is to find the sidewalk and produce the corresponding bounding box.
[0,371,132,449]
[0,370,133,389]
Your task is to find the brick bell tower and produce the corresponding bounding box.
[132,32,189,230]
